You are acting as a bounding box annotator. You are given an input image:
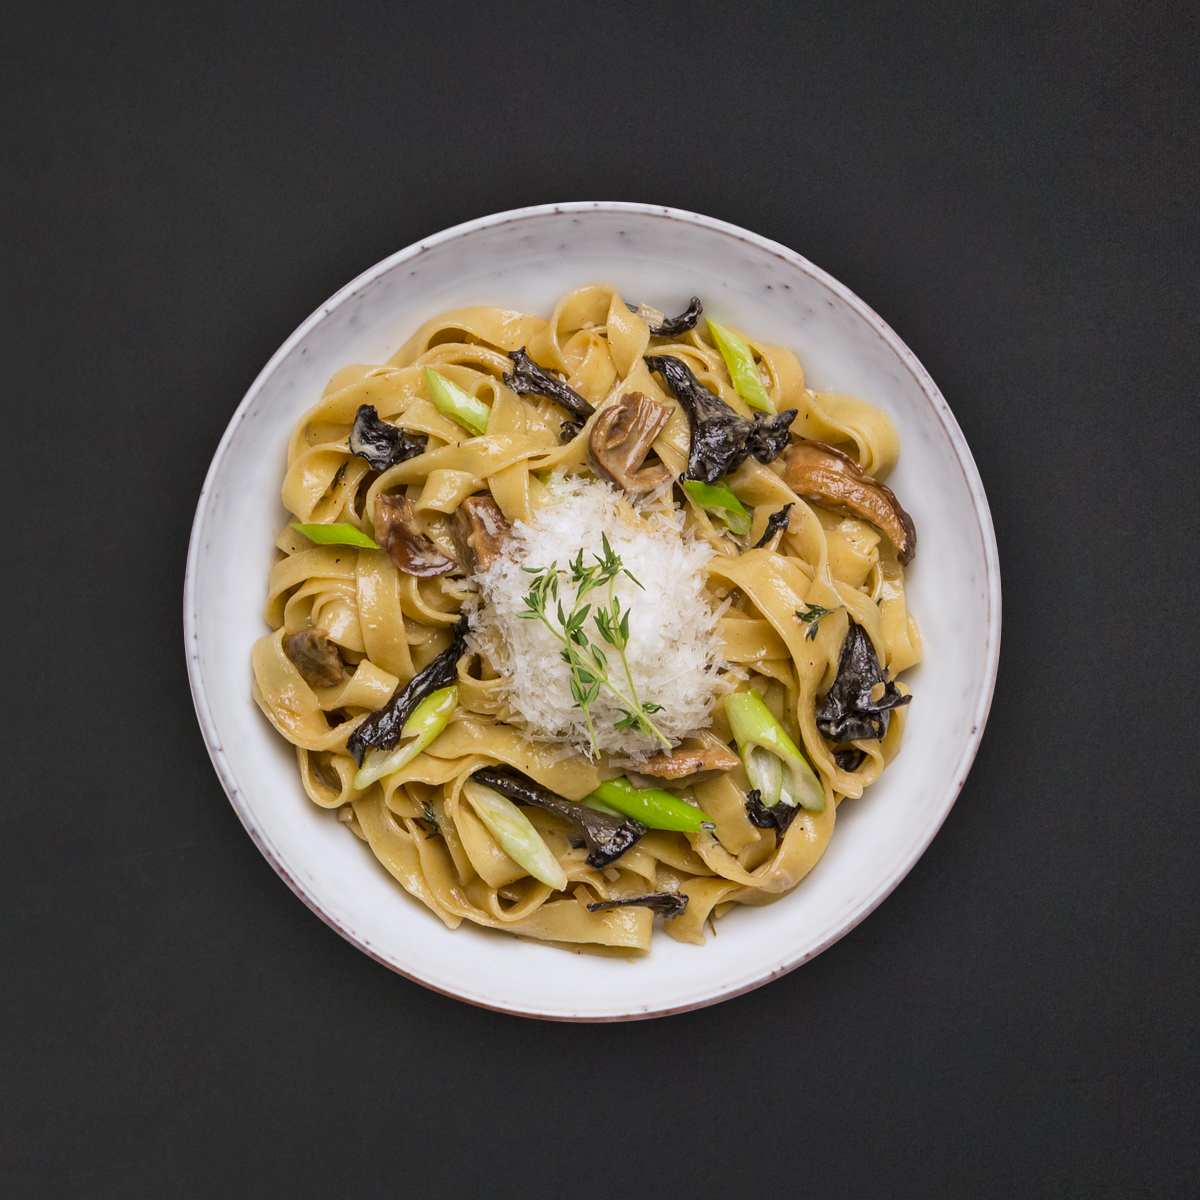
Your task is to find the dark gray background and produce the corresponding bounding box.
[4,1,1197,1196]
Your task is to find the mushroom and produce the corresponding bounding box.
[834,748,866,772]
[587,391,673,497]
[783,440,917,564]
[282,628,345,688]
[644,354,796,483]
[373,493,457,577]
[347,617,468,764]
[751,503,794,550]
[349,404,427,471]
[744,787,802,835]
[816,617,911,743]
[503,348,596,422]
[470,766,646,869]
[453,495,514,574]
[631,744,741,780]
[624,296,703,337]
[587,892,689,919]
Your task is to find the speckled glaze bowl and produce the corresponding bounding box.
[184,202,1000,1020]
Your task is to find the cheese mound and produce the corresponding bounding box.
[468,474,727,758]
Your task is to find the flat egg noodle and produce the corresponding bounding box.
[252,286,920,950]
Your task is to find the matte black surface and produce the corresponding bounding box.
[3,2,1197,1196]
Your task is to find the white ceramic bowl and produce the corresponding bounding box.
[185,202,1000,1020]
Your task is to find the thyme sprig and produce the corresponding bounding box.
[519,533,670,755]
[795,602,842,641]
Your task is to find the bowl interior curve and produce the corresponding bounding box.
[185,203,1000,1020]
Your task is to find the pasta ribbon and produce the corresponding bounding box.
[252,286,919,948]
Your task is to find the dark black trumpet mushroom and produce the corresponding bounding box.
[816,618,911,742]
[625,296,703,338]
[503,348,596,423]
[347,618,469,765]
[470,766,646,870]
[751,503,794,550]
[587,892,689,919]
[644,354,797,484]
[349,404,427,471]
[743,788,802,835]
[834,748,867,772]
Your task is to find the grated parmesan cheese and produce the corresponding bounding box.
[468,474,730,758]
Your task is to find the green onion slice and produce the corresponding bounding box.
[707,318,775,414]
[424,367,491,437]
[725,690,825,812]
[682,479,753,537]
[461,781,569,891]
[353,685,458,789]
[584,777,714,833]
[290,522,380,549]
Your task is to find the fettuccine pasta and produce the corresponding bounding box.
[252,286,921,951]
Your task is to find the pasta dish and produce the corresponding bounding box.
[251,285,921,951]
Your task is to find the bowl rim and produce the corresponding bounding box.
[183,200,1002,1021]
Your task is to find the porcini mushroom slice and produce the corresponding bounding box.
[373,493,458,577]
[587,391,673,496]
[633,744,741,780]
[453,494,514,574]
[282,628,345,688]
[783,440,917,564]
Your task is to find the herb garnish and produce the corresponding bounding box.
[419,800,439,839]
[519,534,670,754]
[795,602,841,641]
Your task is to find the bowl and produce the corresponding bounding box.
[184,202,1000,1020]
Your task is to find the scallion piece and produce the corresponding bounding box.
[461,780,569,891]
[682,479,753,537]
[424,367,491,437]
[584,777,715,833]
[725,691,825,812]
[353,685,458,789]
[581,792,624,818]
[290,522,380,550]
[707,318,775,414]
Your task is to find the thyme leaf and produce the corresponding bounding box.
[795,602,841,641]
[419,801,439,839]
[521,534,671,754]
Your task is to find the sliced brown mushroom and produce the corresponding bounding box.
[632,744,741,780]
[453,494,515,574]
[783,440,917,564]
[282,628,345,688]
[374,493,458,577]
[587,391,673,497]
